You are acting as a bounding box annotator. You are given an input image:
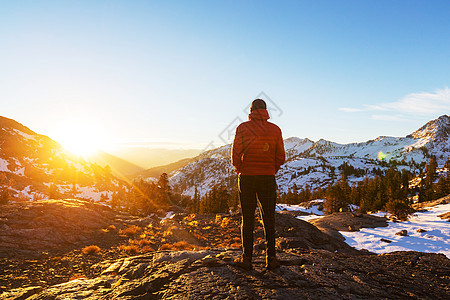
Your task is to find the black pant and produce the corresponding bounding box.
[238,175,277,258]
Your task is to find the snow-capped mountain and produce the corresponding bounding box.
[164,115,450,197]
[0,116,123,202]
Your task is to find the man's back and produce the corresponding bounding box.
[232,108,285,176]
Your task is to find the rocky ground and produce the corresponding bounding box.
[0,199,449,299]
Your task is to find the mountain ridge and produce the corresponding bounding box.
[150,115,450,197]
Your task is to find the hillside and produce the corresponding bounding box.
[0,116,125,202]
[109,147,201,169]
[87,151,145,179]
[135,157,193,179]
[153,115,450,197]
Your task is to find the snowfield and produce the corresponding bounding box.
[280,202,450,258]
[339,204,450,258]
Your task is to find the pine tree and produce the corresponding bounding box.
[111,192,120,210]
[323,175,351,214]
[425,156,438,186]
[444,158,450,170]
[385,198,411,221]
[158,173,170,191]
[434,175,448,199]
[189,186,200,213]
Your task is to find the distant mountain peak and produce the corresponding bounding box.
[410,115,450,140]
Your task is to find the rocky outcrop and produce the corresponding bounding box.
[412,195,450,209]
[309,212,388,239]
[274,212,360,255]
[1,249,449,299]
[0,199,137,258]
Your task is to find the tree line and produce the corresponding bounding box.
[280,157,449,220]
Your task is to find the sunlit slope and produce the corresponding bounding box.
[0,116,125,202]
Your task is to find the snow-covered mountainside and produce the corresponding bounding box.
[164,115,450,197]
[0,116,123,202]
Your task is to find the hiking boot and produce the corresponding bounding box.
[234,255,252,271]
[266,256,281,270]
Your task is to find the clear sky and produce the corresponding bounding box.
[1,0,449,154]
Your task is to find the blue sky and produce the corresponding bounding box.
[1,0,449,152]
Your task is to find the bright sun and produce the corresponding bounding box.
[54,119,110,157]
[61,135,101,157]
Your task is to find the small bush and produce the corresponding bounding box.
[141,245,155,253]
[158,241,206,251]
[82,245,101,255]
[386,199,413,221]
[119,225,142,236]
[159,243,174,251]
[119,244,139,254]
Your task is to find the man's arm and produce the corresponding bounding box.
[232,125,243,174]
[274,127,285,173]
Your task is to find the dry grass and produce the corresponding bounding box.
[141,245,155,253]
[220,217,231,228]
[119,238,155,254]
[159,241,208,251]
[230,242,241,248]
[184,214,196,221]
[119,244,139,254]
[128,238,152,247]
[187,220,198,226]
[81,245,101,255]
[119,225,142,236]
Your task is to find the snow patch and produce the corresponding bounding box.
[276,200,325,216]
[0,158,9,172]
[341,203,450,258]
[11,128,36,140]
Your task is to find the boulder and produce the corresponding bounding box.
[395,230,408,236]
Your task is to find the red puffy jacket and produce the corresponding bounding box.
[232,109,285,175]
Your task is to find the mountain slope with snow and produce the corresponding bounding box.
[0,116,124,202]
[160,115,450,196]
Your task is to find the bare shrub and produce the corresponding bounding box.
[82,245,101,255]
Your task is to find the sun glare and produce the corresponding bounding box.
[53,119,111,157]
[61,135,101,157]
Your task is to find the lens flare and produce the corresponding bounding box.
[377,151,387,161]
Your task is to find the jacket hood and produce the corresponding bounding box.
[249,109,270,121]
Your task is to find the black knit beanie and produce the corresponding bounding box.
[250,99,267,112]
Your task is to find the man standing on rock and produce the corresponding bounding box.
[232,98,285,270]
